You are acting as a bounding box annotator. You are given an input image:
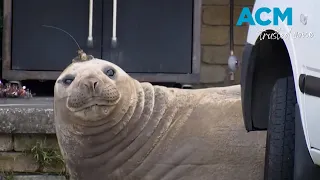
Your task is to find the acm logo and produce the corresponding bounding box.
[236,7,292,26]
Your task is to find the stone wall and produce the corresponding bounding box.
[200,0,254,87]
[0,134,66,180]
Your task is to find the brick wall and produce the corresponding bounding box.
[0,134,66,180]
[200,0,254,87]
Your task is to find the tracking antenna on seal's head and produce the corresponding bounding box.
[42,25,94,62]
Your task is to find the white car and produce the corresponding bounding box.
[238,1,320,179]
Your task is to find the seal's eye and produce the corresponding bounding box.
[104,68,116,78]
[62,75,75,85]
[63,79,73,85]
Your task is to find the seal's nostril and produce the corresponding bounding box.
[93,81,98,89]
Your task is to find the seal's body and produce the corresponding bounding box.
[54,58,240,180]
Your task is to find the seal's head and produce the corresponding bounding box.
[54,58,134,121]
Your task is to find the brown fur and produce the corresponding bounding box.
[54,58,240,180]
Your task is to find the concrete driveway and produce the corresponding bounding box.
[209,85,267,180]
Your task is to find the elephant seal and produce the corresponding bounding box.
[54,58,241,180]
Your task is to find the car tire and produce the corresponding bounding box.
[264,76,297,180]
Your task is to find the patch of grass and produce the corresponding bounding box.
[25,138,65,173]
[0,170,14,180]
[30,141,64,167]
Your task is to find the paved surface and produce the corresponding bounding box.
[213,110,266,180]
[208,85,266,180]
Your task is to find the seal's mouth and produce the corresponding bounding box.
[68,101,115,122]
[67,97,119,112]
[74,103,106,112]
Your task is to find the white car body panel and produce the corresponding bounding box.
[246,0,320,165]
